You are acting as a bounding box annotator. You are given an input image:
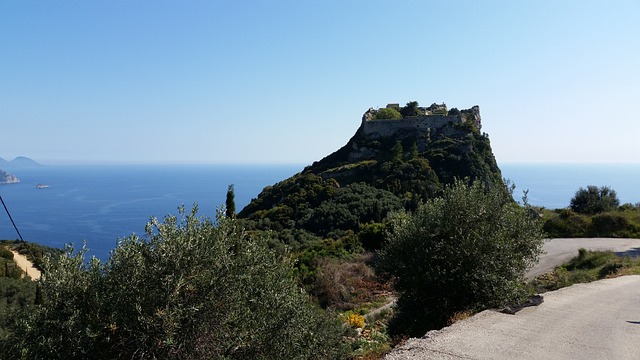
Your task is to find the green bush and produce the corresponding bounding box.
[376,180,544,336]
[375,108,402,120]
[543,209,589,237]
[564,248,617,271]
[590,213,629,236]
[300,183,403,236]
[400,101,421,117]
[1,207,346,359]
[447,108,461,116]
[570,186,619,215]
[0,247,13,261]
[542,207,640,238]
[358,222,387,251]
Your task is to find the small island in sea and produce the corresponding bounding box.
[0,169,19,184]
[36,184,50,189]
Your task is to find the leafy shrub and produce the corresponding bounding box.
[300,183,403,236]
[570,185,620,214]
[564,248,618,271]
[376,180,544,336]
[590,213,629,236]
[542,207,640,238]
[543,209,590,237]
[1,207,347,360]
[375,108,402,120]
[0,247,13,260]
[0,276,36,316]
[599,262,624,277]
[447,108,461,116]
[358,222,387,251]
[400,101,421,117]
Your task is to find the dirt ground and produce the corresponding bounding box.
[11,250,41,280]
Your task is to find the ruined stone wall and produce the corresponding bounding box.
[362,115,464,139]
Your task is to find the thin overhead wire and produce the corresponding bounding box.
[0,194,26,242]
[0,194,41,273]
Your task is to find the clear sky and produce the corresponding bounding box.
[2,1,639,165]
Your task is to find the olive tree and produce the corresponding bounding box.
[1,206,346,359]
[376,180,544,336]
[570,185,619,214]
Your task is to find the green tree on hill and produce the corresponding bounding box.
[225,184,236,218]
[375,107,402,120]
[570,185,619,215]
[400,101,421,117]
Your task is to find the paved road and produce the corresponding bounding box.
[386,275,640,360]
[526,238,640,279]
[385,238,640,359]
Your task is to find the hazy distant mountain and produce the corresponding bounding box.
[0,156,42,170]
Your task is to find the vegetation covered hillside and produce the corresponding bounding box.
[239,102,503,244]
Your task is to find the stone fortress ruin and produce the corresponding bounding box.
[361,102,482,139]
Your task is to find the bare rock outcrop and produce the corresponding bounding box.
[0,169,20,184]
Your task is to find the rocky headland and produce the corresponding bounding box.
[0,169,19,184]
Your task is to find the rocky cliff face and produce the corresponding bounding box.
[0,169,20,184]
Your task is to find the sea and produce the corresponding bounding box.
[0,163,638,260]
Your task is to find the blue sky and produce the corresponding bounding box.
[2,1,639,165]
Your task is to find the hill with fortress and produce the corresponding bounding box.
[239,100,503,244]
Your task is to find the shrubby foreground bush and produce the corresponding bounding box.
[1,207,346,359]
[376,180,545,337]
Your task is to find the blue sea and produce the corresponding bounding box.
[0,165,302,260]
[0,163,638,260]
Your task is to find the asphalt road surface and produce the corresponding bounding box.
[385,238,640,359]
[526,238,640,279]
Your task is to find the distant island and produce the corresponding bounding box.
[0,156,41,170]
[0,156,42,184]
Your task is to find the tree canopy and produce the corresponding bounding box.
[1,207,346,359]
[376,180,544,336]
[375,107,402,120]
[400,101,421,117]
[570,185,620,214]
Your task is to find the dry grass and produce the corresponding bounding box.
[312,253,392,310]
[446,310,474,326]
